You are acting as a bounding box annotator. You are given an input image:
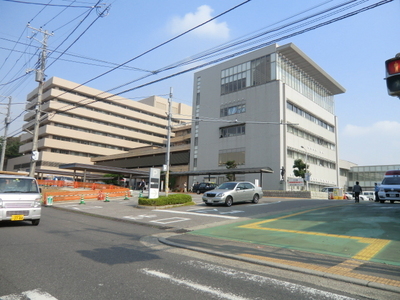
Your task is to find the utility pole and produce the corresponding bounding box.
[0,95,11,171]
[28,25,53,177]
[165,87,172,196]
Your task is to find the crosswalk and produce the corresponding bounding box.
[0,288,57,300]
[140,260,358,300]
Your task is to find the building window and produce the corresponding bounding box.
[220,124,245,138]
[218,148,245,166]
[221,55,271,95]
[220,103,246,117]
[277,53,334,113]
[287,101,334,133]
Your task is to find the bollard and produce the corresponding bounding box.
[124,192,129,200]
[46,196,53,206]
[104,193,110,202]
[79,195,86,205]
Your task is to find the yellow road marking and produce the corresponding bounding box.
[239,205,391,261]
[240,254,400,287]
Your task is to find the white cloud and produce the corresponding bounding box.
[340,121,400,165]
[168,5,230,40]
[343,121,400,138]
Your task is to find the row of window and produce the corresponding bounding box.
[53,135,130,151]
[220,103,246,117]
[218,148,245,166]
[287,149,336,169]
[55,87,172,122]
[55,99,166,130]
[277,53,334,113]
[287,102,334,132]
[219,124,245,138]
[54,122,162,147]
[56,111,166,141]
[287,125,335,150]
[220,55,271,95]
[50,148,98,157]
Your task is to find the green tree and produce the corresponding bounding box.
[225,160,237,181]
[293,158,308,184]
[0,137,22,168]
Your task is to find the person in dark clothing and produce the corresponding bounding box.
[353,181,362,203]
[374,183,380,202]
[139,179,146,193]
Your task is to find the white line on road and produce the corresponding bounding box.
[150,217,191,224]
[183,261,357,300]
[1,289,58,300]
[152,209,239,219]
[141,268,250,300]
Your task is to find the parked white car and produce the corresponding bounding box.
[202,181,263,207]
[344,192,354,200]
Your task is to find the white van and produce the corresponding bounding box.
[0,175,42,225]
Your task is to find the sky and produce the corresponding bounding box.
[0,0,399,167]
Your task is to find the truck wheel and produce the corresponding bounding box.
[32,219,40,226]
[196,190,200,194]
[380,200,385,203]
[390,200,394,204]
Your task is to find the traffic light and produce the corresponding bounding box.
[385,55,400,97]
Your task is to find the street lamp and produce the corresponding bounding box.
[301,146,309,191]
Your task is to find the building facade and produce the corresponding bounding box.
[190,43,346,191]
[7,77,191,174]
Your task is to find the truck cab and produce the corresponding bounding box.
[0,175,42,225]
[377,170,400,203]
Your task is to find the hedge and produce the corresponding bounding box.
[139,194,193,206]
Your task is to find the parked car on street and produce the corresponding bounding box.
[202,181,263,206]
[344,192,354,200]
[193,182,218,194]
[362,191,375,201]
[359,194,369,201]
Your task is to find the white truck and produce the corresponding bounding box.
[378,170,400,204]
[0,175,42,225]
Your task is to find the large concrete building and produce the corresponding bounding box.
[189,43,346,191]
[7,77,191,174]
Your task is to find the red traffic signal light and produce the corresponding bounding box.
[385,56,400,97]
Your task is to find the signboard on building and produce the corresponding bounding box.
[288,177,304,187]
[148,168,160,199]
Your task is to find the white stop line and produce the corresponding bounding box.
[1,289,58,300]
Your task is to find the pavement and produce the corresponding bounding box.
[50,191,400,294]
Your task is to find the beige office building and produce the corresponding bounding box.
[7,77,191,174]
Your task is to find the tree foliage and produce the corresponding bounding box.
[293,159,308,179]
[225,160,237,181]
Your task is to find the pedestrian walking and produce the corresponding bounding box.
[353,181,362,203]
[139,179,146,193]
[374,183,380,202]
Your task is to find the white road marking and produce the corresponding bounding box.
[1,289,58,300]
[123,214,157,220]
[150,217,190,224]
[153,209,239,219]
[141,268,250,300]
[183,261,357,300]
[220,210,244,214]
[72,206,103,210]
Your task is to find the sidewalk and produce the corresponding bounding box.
[51,194,400,293]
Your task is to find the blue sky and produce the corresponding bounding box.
[0,0,399,166]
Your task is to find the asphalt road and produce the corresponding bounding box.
[1,199,399,299]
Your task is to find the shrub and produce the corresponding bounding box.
[139,194,193,206]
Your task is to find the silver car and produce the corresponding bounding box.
[202,181,263,207]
